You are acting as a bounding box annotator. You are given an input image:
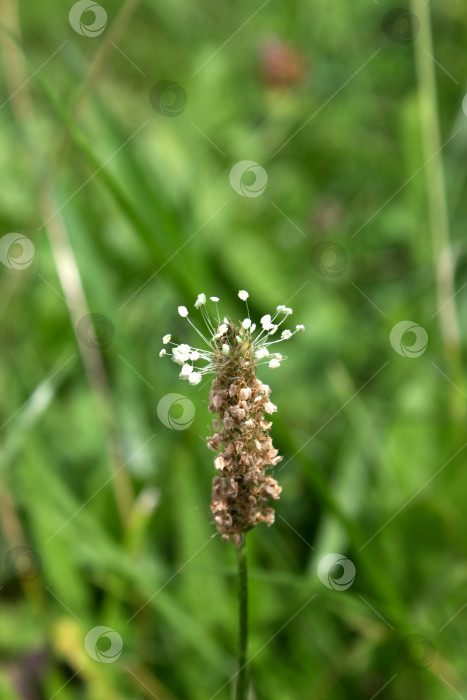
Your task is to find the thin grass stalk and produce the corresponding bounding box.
[236,534,249,700]
[410,0,465,422]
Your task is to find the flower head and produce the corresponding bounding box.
[159,292,304,544]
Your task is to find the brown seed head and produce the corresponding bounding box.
[208,319,282,545]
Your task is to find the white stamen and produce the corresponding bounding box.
[277,305,293,315]
[161,293,303,383]
[214,322,228,339]
[261,314,274,331]
[172,344,191,365]
[180,363,194,378]
[188,372,202,385]
[194,293,207,309]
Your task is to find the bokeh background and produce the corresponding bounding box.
[1,0,467,698]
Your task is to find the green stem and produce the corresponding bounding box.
[411,0,465,423]
[236,534,248,700]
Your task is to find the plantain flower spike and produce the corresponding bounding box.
[160,291,304,545]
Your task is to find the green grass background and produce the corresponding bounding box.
[0,0,466,698]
